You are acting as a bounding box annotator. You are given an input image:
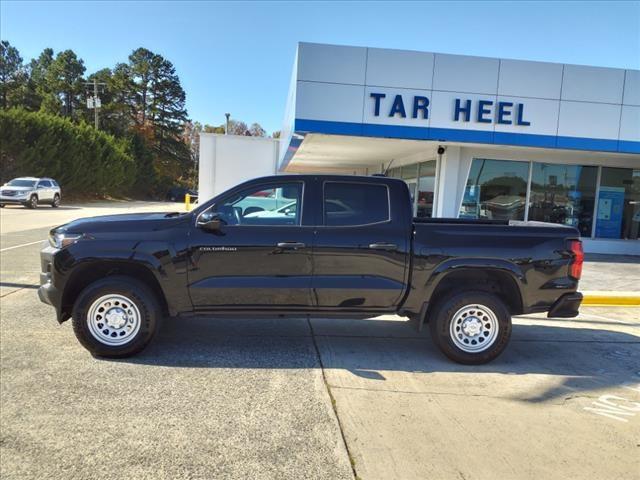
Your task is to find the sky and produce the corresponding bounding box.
[1,1,639,134]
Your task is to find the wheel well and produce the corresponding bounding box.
[429,269,523,315]
[61,261,168,319]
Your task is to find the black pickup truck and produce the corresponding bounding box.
[39,174,583,364]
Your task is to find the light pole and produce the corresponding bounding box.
[225,113,230,135]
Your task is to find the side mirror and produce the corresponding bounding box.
[197,212,222,232]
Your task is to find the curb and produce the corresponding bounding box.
[582,291,640,307]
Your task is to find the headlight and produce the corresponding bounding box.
[48,232,83,249]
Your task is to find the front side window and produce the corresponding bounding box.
[324,182,389,226]
[211,183,302,226]
[459,159,530,221]
[528,163,597,236]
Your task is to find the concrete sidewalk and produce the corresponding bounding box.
[581,254,640,292]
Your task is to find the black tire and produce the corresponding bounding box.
[25,195,38,209]
[51,194,60,207]
[71,276,162,358]
[429,290,512,365]
[0,204,4,208]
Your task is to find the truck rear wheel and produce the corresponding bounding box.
[429,291,511,365]
[71,276,162,358]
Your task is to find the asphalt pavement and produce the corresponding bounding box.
[1,202,639,480]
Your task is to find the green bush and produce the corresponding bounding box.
[0,108,135,196]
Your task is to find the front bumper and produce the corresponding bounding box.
[0,196,29,205]
[38,245,64,322]
[548,292,583,318]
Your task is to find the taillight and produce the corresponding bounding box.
[568,239,584,280]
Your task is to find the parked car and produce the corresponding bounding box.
[38,175,583,364]
[0,177,61,208]
[165,187,197,202]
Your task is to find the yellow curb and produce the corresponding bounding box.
[582,292,640,306]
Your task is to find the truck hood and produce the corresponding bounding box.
[54,212,188,234]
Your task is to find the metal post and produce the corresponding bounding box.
[524,161,533,222]
[93,79,99,129]
[225,113,230,135]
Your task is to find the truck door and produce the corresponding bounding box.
[311,180,410,310]
[188,180,314,309]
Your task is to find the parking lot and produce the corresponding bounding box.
[1,202,639,480]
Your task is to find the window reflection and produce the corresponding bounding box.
[459,159,529,220]
[387,161,437,218]
[596,168,640,240]
[416,160,436,218]
[528,163,597,237]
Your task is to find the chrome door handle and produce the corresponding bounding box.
[277,242,306,249]
[369,242,398,251]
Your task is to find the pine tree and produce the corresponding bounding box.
[0,40,27,108]
[44,50,86,118]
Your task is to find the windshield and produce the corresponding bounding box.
[6,179,36,187]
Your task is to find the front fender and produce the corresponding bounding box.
[56,239,191,317]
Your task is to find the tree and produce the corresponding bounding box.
[0,108,134,194]
[226,119,248,136]
[84,66,133,136]
[271,131,281,139]
[204,124,224,134]
[0,40,27,108]
[126,48,190,192]
[24,48,54,111]
[44,49,86,118]
[249,122,266,137]
[128,47,156,125]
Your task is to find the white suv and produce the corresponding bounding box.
[0,177,62,209]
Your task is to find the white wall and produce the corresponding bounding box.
[198,134,279,203]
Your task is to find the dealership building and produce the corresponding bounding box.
[199,42,640,254]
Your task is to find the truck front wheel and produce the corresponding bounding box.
[71,276,162,358]
[429,291,512,365]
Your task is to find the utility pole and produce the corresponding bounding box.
[85,79,106,129]
[225,113,230,135]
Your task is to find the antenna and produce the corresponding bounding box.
[383,158,395,176]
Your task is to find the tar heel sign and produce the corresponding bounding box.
[369,92,531,126]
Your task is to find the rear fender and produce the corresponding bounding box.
[406,257,526,314]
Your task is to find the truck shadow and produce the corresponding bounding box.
[122,315,640,404]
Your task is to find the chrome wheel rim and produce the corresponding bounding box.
[449,304,499,353]
[53,195,59,206]
[87,294,141,346]
[31,196,37,207]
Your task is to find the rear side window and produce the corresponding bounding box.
[324,182,389,226]
[39,180,51,187]
[50,180,58,187]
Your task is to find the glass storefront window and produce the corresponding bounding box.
[596,168,640,240]
[528,163,597,237]
[416,160,436,218]
[400,164,418,180]
[459,159,529,220]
